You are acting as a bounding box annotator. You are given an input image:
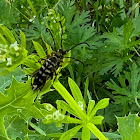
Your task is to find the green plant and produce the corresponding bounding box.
[0,25,27,75]
[0,0,140,139]
[106,63,140,115]
[0,75,111,140]
[44,78,110,140]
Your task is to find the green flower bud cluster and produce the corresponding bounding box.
[46,110,65,121]
[45,103,65,121]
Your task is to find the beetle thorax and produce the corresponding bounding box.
[54,49,66,59]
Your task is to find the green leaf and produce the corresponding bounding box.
[0,0,21,28]
[89,98,109,119]
[123,20,134,46]
[99,56,124,77]
[46,43,53,56]
[89,116,104,125]
[53,80,87,121]
[4,115,28,140]
[132,16,140,37]
[34,122,62,140]
[0,78,43,139]
[56,0,95,51]
[23,57,41,71]
[82,126,90,140]
[27,0,37,16]
[0,25,16,44]
[56,100,78,117]
[87,100,95,116]
[106,63,140,105]
[29,122,46,136]
[62,116,83,124]
[59,125,83,140]
[25,18,43,41]
[56,0,90,30]
[33,41,46,59]
[117,114,140,140]
[87,123,108,140]
[0,67,25,94]
[0,33,8,45]
[55,0,76,29]
[36,122,62,140]
[68,77,84,103]
[67,64,74,80]
[99,17,140,76]
[84,77,89,102]
[20,30,26,49]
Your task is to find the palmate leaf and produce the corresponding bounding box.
[0,78,43,140]
[25,18,44,41]
[106,63,140,105]
[99,16,140,76]
[50,78,109,140]
[56,0,97,82]
[117,114,140,140]
[99,55,124,77]
[55,0,76,29]
[56,0,95,47]
[0,0,20,28]
[65,24,96,47]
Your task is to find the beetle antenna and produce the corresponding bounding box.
[46,28,56,49]
[64,57,85,66]
[66,42,90,52]
[59,21,63,49]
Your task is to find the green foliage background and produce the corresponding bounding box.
[0,0,140,140]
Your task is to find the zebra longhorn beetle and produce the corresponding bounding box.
[31,21,90,92]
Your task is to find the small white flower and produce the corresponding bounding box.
[46,114,53,120]
[33,15,36,18]
[6,57,12,66]
[10,41,18,48]
[46,104,53,111]
[29,19,33,22]
[21,5,23,8]
[52,110,65,121]
[52,111,59,120]
[9,42,19,52]
[78,101,84,110]
[58,114,65,121]
[4,49,8,52]
[10,41,19,51]
[14,46,19,51]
